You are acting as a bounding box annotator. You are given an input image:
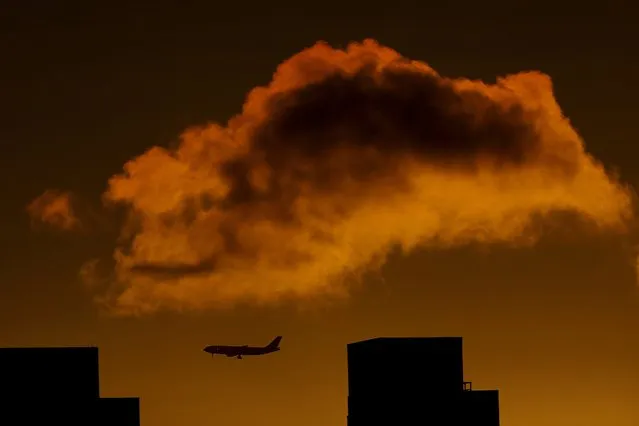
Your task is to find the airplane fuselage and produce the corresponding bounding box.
[204,345,279,357]
[203,337,282,359]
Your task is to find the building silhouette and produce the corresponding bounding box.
[347,337,499,426]
[0,346,140,425]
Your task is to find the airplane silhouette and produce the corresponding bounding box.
[203,336,282,359]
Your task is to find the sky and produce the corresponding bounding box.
[2,2,639,426]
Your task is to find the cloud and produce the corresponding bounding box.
[26,190,81,232]
[44,39,638,315]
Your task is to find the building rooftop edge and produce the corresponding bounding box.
[0,346,99,350]
[348,337,463,346]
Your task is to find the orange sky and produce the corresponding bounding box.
[2,3,639,426]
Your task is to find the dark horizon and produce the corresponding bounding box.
[0,346,140,425]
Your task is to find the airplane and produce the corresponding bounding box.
[203,336,282,359]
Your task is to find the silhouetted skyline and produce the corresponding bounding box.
[347,337,499,425]
[1,337,499,426]
[0,347,139,425]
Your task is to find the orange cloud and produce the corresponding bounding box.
[69,39,633,315]
[27,190,81,232]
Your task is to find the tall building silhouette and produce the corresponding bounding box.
[347,337,499,426]
[0,346,140,425]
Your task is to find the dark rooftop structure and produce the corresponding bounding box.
[0,346,140,425]
[347,337,499,426]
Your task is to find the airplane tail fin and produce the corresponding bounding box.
[266,336,282,349]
